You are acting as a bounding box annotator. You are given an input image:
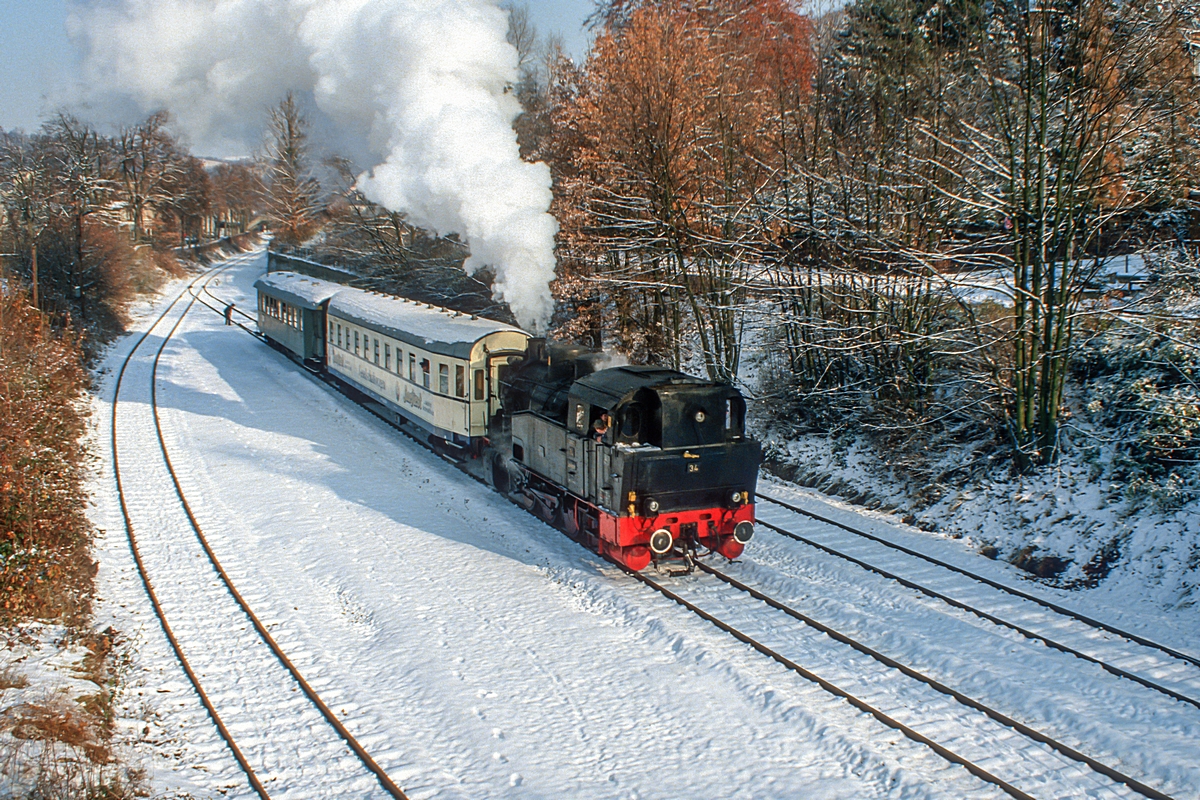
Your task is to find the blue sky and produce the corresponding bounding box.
[0,0,596,134]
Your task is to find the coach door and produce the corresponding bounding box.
[307,307,326,359]
[484,355,508,422]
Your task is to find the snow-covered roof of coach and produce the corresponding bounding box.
[329,288,529,360]
[255,271,343,310]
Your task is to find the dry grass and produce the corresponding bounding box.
[0,695,146,798]
[0,668,27,692]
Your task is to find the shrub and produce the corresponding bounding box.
[0,288,93,625]
[1074,316,1200,506]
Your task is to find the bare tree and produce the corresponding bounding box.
[924,0,1200,466]
[41,114,119,320]
[0,133,53,309]
[262,93,321,246]
[114,111,189,243]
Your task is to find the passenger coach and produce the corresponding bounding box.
[254,272,341,366]
[256,271,530,455]
[326,291,529,453]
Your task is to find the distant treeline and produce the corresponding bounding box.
[0,113,263,353]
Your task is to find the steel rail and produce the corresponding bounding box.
[752,512,1200,712]
[615,562,1037,800]
[158,276,410,799]
[698,562,1175,800]
[757,492,1200,671]
[111,268,271,800]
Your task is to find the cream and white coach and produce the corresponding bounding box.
[325,289,531,451]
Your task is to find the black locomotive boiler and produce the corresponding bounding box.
[493,341,761,573]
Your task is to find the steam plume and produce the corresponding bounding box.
[70,0,558,331]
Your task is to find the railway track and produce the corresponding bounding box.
[698,561,1175,799]
[111,262,408,799]
[755,493,1200,711]
[199,260,1192,798]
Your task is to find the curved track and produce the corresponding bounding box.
[111,265,409,799]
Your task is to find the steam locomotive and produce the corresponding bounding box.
[255,267,761,572]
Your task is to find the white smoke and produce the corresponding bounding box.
[69,0,558,331]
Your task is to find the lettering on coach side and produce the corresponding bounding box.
[403,386,424,411]
[358,366,387,390]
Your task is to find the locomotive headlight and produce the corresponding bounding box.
[694,410,706,423]
[647,498,660,514]
[730,490,743,505]
[649,528,674,555]
[733,521,755,544]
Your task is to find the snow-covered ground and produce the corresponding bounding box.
[84,249,1199,799]
[938,252,1157,307]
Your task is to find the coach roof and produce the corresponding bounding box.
[329,286,528,360]
[254,271,343,310]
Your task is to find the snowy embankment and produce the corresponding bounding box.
[81,248,1198,799]
[760,430,1200,620]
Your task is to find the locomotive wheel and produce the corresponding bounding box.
[491,453,510,493]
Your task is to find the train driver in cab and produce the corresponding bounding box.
[592,412,612,442]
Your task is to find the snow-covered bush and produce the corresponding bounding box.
[1073,317,1200,509]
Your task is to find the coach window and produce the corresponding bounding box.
[421,359,431,389]
[396,349,403,374]
[474,369,484,401]
[374,339,380,365]
[354,330,360,355]
[455,365,465,397]
[336,324,342,348]
[384,344,391,371]
[438,363,449,394]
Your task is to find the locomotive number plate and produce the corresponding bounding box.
[688,464,699,473]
